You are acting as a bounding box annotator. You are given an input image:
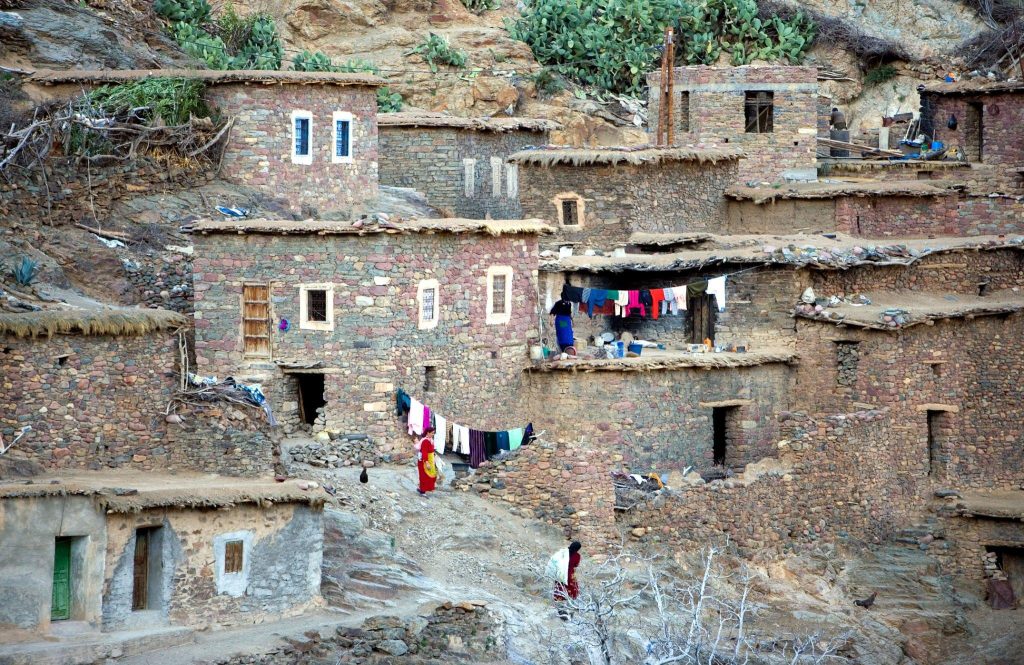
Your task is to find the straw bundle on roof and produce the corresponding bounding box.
[508,145,744,167]
[0,309,187,338]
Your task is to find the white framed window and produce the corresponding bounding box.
[214,530,254,597]
[485,266,513,326]
[417,279,440,330]
[490,157,503,197]
[332,111,354,164]
[291,110,313,165]
[299,283,334,331]
[463,158,477,197]
[506,163,519,198]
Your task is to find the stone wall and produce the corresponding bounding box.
[378,125,545,218]
[102,503,322,631]
[834,195,959,237]
[166,403,276,476]
[192,231,541,458]
[520,363,794,474]
[726,199,836,234]
[519,159,737,250]
[0,332,179,471]
[648,65,819,181]
[457,438,618,546]
[954,195,1024,236]
[0,158,212,224]
[920,90,1024,193]
[935,514,1024,586]
[204,82,379,217]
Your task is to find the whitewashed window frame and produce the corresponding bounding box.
[417,279,440,330]
[214,530,254,597]
[506,163,519,198]
[299,283,335,331]
[332,111,354,164]
[463,158,477,197]
[291,110,314,165]
[490,156,503,197]
[485,266,513,326]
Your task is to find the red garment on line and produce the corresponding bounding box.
[553,551,581,601]
[417,437,436,493]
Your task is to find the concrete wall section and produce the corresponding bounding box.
[0,496,106,636]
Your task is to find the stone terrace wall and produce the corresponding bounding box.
[794,315,1024,489]
[520,363,794,473]
[834,195,959,237]
[378,126,544,218]
[624,409,928,557]
[539,267,801,351]
[648,66,819,181]
[0,158,212,224]
[0,332,178,471]
[935,514,1024,585]
[519,160,737,250]
[204,83,378,217]
[166,403,276,476]
[954,195,1024,236]
[459,439,618,546]
[920,90,1024,192]
[726,199,836,234]
[103,503,322,631]
[193,232,540,459]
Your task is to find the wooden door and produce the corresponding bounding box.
[688,294,717,344]
[132,530,149,611]
[51,538,71,621]
[242,284,271,358]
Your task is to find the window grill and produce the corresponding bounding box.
[335,119,350,158]
[421,287,436,321]
[744,91,774,133]
[224,540,244,574]
[491,275,507,314]
[295,117,310,155]
[306,289,328,322]
[561,199,579,226]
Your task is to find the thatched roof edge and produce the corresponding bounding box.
[509,145,744,167]
[378,112,560,133]
[528,350,797,373]
[191,218,554,236]
[0,309,188,339]
[28,69,383,87]
[0,484,324,512]
[725,181,960,204]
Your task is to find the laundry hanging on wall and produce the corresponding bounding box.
[395,388,535,468]
[560,274,728,320]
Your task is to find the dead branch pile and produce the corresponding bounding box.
[0,97,232,180]
[960,16,1024,74]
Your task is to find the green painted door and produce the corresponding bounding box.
[51,538,71,621]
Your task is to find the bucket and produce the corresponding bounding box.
[627,343,643,356]
[614,341,625,358]
[530,345,544,361]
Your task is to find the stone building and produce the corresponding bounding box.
[190,217,550,454]
[0,472,323,642]
[378,112,559,219]
[646,65,819,181]
[512,146,742,251]
[28,69,384,216]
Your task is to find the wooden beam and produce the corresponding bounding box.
[699,399,752,408]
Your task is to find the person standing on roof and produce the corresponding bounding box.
[549,298,575,354]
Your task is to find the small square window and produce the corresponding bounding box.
[744,91,774,133]
[224,540,244,574]
[306,289,328,322]
[291,111,313,165]
[333,111,354,163]
[561,200,579,226]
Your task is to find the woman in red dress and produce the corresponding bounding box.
[554,541,582,619]
[416,425,437,495]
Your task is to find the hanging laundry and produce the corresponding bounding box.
[626,290,645,317]
[561,284,584,303]
[649,288,664,320]
[497,430,511,451]
[672,285,687,313]
[395,388,411,417]
[408,398,426,436]
[586,289,608,318]
[434,414,448,454]
[484,431,500,458]
[640,289,654,318]
[508,427,525,451]
[452,423,470,455]
[422,404,432,434]
[524,423,536,444]
[581,287,591,305]
[468,429,486,468]
[614,291,629,317]
[708,276,727,312]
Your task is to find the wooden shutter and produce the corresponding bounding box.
[243,284,271,358]
[132,530,149,611]
[51,538,71,620]
[224,540,244,574]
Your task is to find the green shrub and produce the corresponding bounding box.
[377,87,404,112]
[532,67,566,97]
[226,13,282,70]
[410,33,468,73]
[172,21,230,69]
[158,1,282,70]
[154,0,211,24]
[87,77,209,126]
[291,51,401,111]
[509,0,815,95]
[291,50,339,72]
[864,64,897,86]
[461,0,499,14]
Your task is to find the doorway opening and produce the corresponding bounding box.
[51,537,73,621]
[965,102,983,162]
[688,293,717,344]
[132,526,164,612]
[985,546,1024,605]
[295,373,326,427]
[712,406,737,466]
[926,409,950,477]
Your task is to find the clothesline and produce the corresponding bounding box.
[395,388,535,468]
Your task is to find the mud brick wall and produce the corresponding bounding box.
[0,332,178,471]
[648,65,819,181]
[538,267,801,351]
[920,90,1024,192]
[835,195,960,237]
[518,159,737,250]
[378,125,546,218]
[192,231,540,458]
[458,439,618,547]
[520,363,793,473]
[625,409,928,557]
[166,403,276,476]
[726,199,837,234]
[794,315,1024,489]
[103,503,322,631]
[0,158,212,224]
[204,83,378,217]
